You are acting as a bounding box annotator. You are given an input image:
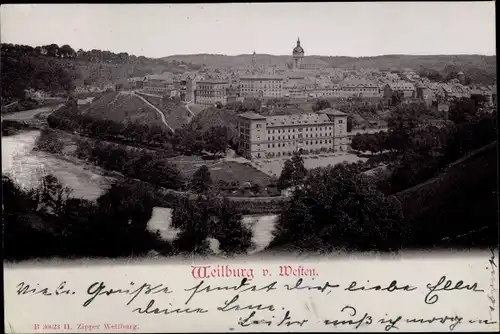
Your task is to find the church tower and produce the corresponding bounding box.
[292,37,304,71]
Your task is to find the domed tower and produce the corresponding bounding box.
[292,37,305,71]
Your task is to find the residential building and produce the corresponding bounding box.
[470,85,493,105]
[383,82,416,99]
[415,83,433,107]
[195,80,229,105]
[237,110,349,160]
[339,80,381,98]
[173,79,188,101]
[239,75,284,98]
[143,77,174,95]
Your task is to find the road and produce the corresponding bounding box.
[2,104,64,121]
[129,92,175,132]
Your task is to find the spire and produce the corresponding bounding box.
[297,37,300,45]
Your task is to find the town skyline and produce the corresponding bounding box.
[1,3,496,58]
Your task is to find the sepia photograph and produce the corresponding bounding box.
[1,2,497,263]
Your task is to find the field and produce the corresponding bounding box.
[254,152,368,177]
[168,156,272,186]
[81,92,165,126]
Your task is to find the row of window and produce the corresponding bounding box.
[267,126,333,134]
[267,139,333,148]
[242,88,281,91]
[268,133,332,140]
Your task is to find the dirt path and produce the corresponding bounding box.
[131,92,175,132]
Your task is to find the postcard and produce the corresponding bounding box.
[2,2,498,333]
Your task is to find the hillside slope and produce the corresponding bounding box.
[393,141,497,248]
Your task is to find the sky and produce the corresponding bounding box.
[0,3,496,58]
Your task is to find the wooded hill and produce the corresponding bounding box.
[0,43,201,105]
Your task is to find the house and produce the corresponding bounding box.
[383,82,416,100]
[415,83,433,107]
[470,85,493,106]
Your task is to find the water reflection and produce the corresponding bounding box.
[3,130,278,251]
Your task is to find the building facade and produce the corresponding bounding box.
[237,110,349,160]
[195,80,229,105]
[383,82,416,99]
[239,76,284,98]
[143,78,175,95]
[339,81,381,98]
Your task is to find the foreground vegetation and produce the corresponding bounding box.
[269,97,497,251]
[3,174,254,261]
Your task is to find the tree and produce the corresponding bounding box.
[242,98,261,111]
[391,90,404,106]
[448,97,480,124]
[172,196,211,254]
[96,179,155,232]
[277,152,307,191]
[59,44,76,59]
[39,174,73,215]
[45,44,60,58]
[272,163,405,252]
[212,198,253,254]
[203,126,228,155]
[140,159,183,190]
[250,183,261,195]
[312,99,331,112]
[387,103,422,153]
[190,165,213,194]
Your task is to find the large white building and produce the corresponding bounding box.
[195,80,229,105]
[237,109,349,159]
[239,75,284,98]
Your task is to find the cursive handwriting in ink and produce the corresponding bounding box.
[237,310,308,328]
[406,316,463,331]
[184,278,277,305]
[284,278,339,293]
[132,299,208,315]
[345,280,416,292]
[83,281,172,307]
[238,311,273,327]
[16,281,75,296]
[276,310,309,327]
[324,305,373,329]
[217,294,275,312]
[487,248,497,320]
[378,316,403,332]
[425,276,484,305]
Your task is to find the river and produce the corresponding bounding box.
[2,129,277,251]
[2,130,111,200]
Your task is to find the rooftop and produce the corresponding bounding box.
[238,111,267,120]
[316,108,348,117]
[266,113,331,127]
[240,75,284,80]
[198,80,229,84]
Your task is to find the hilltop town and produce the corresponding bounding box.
[2,37,497,259]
